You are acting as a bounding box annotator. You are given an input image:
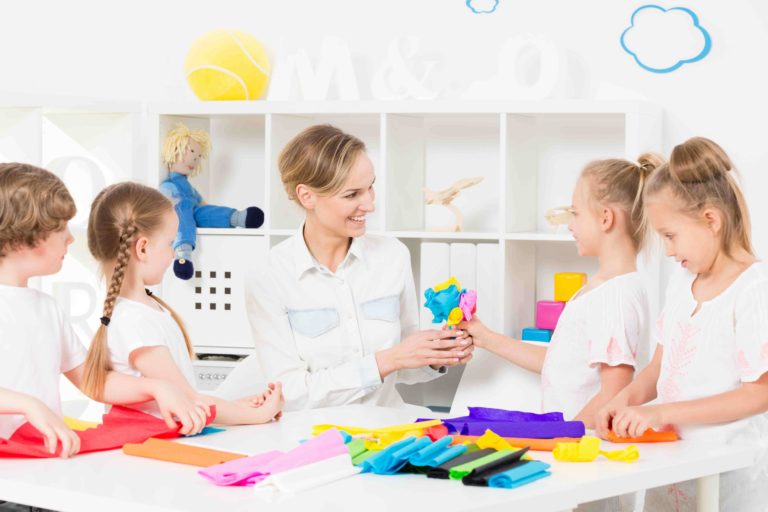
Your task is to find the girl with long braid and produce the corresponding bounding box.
[83,182,283,425]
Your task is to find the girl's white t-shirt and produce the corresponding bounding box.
[107,297,196,416]
[0,285,87,439]
[644,262,768,511]
[540,272,650,420]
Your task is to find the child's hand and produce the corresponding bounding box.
[24,399,80,458]
[611,405,664,439]
[595,404,617,440]
[237,382,279,408]
[439,325,475,364]
[153,382,211,436]
[259,382,284,422]
[457,317,489,348]
[595,394,629,440]
[237,393,267,408]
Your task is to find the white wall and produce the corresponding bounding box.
[3,0,766,253]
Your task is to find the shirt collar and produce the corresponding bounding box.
[292,221,366,280]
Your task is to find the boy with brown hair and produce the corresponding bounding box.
[0,163,210,458]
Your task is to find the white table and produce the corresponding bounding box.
[0,405,755,512]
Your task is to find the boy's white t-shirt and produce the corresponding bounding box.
[107,297,196,416]
[0,285,87,439]
[540,272,650,420]
[644,262,768,511]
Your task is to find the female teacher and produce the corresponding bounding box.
[245,124,473,411]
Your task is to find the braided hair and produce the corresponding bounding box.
[82,182,194,399]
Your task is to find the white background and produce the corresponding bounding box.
[2,0,764,255]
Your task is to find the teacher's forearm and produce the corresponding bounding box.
[272,356,381,410]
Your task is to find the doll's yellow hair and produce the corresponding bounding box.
[162,123,211,177]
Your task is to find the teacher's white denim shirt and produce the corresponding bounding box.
[245,226,441,411]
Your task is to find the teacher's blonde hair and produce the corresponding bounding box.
[278,124,366,204]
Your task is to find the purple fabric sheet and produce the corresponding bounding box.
[421,407,584,439]
[457,421,584,438]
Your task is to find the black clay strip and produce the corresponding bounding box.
[462,447,531,487]
[427,448,496,479]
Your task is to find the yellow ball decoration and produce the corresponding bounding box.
[184,29,271,101]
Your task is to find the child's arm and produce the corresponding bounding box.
[207,384,284,425]
[130,346,284,425]
[0,388,80,457]
[572,364,634,429]
[458,317,547,373]
[237,382,279,408]
[612,371,768,438]
[595,345,663,438]
[65,365,210,436]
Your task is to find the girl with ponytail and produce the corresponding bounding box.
[459,153,664,428]
[597,137,768,511]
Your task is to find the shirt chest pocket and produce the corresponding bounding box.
[286,308,342,370]
[287,308,340,338]
[359,295,401,352]
[360,295,400,322]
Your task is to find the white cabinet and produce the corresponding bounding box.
[0,97,663,408]
[148,101,662,408]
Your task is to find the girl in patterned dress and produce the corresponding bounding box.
[460,153,663,428]
[597,137,768,511]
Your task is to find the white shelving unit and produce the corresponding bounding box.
[147,100,663,408]
[0,97,663,409]
[0,95,142,332]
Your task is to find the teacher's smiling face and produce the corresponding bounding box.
[298,151,376,239]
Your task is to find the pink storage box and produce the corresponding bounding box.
[536,300,565,330]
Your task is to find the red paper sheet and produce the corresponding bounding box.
[0,405,216,458]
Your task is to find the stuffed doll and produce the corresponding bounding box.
[160,123,264,280]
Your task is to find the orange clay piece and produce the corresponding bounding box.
[607,429,679,444]
[450,435,581,452]
[123,437,246,467]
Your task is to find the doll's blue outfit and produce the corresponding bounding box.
[160,172,234,251]
[159,172,264,280]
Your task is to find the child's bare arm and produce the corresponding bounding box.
[458,317,547,373]
[129,346,283,426]
[205,383,284,425]
[99,346,213,434]
[594,345,663,438]
[0,388,80,457]
[612,372,768,438]
[573,364,634,429]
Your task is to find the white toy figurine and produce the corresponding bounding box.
[424,176,484,232]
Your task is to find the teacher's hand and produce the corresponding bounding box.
[439,325,474,367]
[375,329,473,379]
